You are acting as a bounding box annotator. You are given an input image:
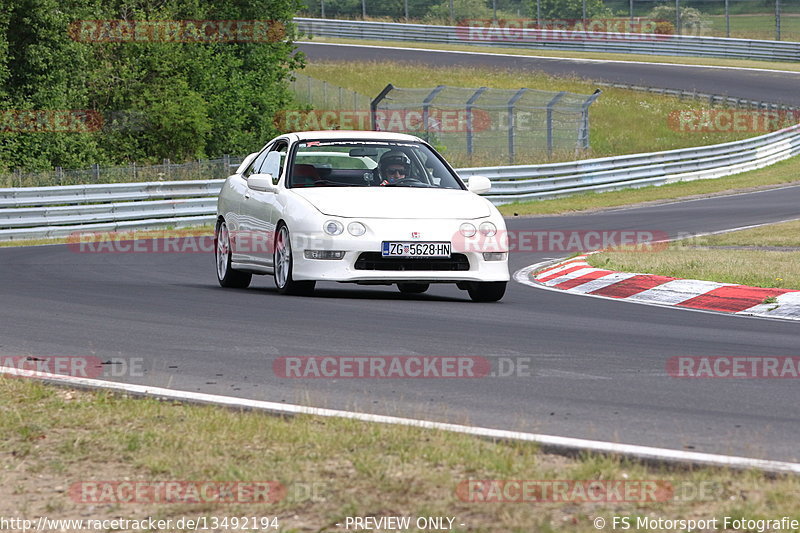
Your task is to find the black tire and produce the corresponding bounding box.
[397,282,430,294]
[215,220,252,288]
[273,223,315,296]
[467,281,506,302]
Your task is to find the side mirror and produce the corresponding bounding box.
[467,175,491,195]
[248,173,277,192]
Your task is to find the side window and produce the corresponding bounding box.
[259,141,288,185]
[245,145,271,178]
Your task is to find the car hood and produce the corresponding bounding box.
[291,187,493,219]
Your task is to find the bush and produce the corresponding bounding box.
[649,4,710,35]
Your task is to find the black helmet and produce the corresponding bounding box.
[379,150,411,175]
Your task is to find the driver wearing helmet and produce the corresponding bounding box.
[378,150,411,186]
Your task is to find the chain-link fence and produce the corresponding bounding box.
[298,0,799,42]
[0,157,246,188]
[290,72,371,111]
[370,85,600,164]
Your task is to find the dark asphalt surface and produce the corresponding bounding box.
[2,185,799,461]
[298,42,800,106]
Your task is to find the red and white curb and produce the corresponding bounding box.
[518,255,800,321]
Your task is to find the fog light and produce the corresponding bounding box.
[483,252,506,261]
[304,250,345,260]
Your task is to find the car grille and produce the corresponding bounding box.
[354,252,470,271]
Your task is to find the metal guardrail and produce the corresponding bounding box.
[1,122,799,239]
[295,18,800,62]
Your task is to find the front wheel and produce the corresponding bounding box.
[467,281,506,302]
[215,220,252,288]
[273,224,315,296]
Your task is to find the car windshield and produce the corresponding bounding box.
[288,140,465,189]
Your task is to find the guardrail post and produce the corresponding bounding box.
[370,84,395,131]
[579,90,602,151]
[466,87,487,158]
[546,91,566,157]
[422,85,446,142]
[507,88,527,165]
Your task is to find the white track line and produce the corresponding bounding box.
[299,41,800,75]
[2,366,799,474]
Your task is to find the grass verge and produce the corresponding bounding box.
[302,61,755,167]
[2,376,800,532]
[586,219,800,290]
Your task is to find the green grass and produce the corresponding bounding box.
[706,13,800,41]
[587,219,800,290]
[302,61,755,167]
[2,376,800,531]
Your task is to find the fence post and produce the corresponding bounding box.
[370,84,395,131]
[164,159,170,180]
[546,91,566,157]
[465,87,488,158]
[507,88,528,164]
[675,0,681,36]
[725,0,730,38]
[776,0,781,41]
[579,90,602,151]
[93,164,100,182]
[56,166,63,186]
[421,85,446,142]
[223,154,230,178]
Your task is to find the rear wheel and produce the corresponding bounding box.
[215,220,252,288]
[273,224,315,296]
[467,281,506,302]
[397,283,430,294]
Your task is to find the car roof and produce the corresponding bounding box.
[287,130,424,143]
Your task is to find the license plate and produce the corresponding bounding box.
[382,241,451,258]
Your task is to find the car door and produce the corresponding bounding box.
[246,140,288,266]
[230,145,271,265]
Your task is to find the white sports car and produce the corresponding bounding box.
[215,130,510,302]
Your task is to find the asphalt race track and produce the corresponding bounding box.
[2,186,799,461]
[298,42,800,106]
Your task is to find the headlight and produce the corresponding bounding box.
[323,220,344,236]
[479,222,497,236]
[459,222,476,237]
[348,221,366,236]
